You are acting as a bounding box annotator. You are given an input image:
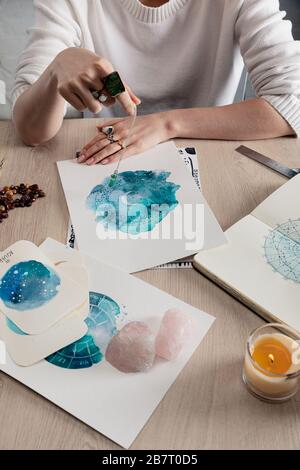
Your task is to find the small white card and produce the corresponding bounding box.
[0,241,87,334]
[0,253,90,366]
[0,303,88,367]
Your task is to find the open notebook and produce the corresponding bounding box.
[194,175,300,332]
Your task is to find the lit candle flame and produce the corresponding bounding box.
[268,353,275,365]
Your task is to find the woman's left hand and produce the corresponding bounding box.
[78,112,175,165]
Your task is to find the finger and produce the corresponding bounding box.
[81,134,106,155]
[69,80,102,114]
[78,138,111,163]
[116,89,136,116]
[79,71,104,92]
[79,73,114,108]
[126,84,141,105]
[81,122,125,154]
[103,95,116,108]
[86,142,123,165]
[93,60,137,114]
[101,145,137,165]
[79,135,109,163]
[84,133,127,161]
[94,59,115,77]
[96,118,124,131]
[58,85,86,111]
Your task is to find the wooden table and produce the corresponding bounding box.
[0,119,299,450]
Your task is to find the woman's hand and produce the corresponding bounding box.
[52,47,140,115]
[78,112,176,165]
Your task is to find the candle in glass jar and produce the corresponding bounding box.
[243,325,300,403]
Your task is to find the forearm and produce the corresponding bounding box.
[168,98,294,141]
[13,64,65,146]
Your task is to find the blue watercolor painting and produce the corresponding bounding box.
[46,292,121,369]
[86,170,181,234]
[264,219,300,283]
[6,317,28,335]
[0,260,61,311]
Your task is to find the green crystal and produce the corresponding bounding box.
[104,72,125,97]
[108,174,118,187]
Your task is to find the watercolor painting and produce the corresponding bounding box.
[0,260,61,310]
[86,170,181,235]
[46,291,122,369]
[264,219,300,283]
[6,317,28,335]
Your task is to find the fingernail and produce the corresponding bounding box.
[77,153,86,163]
[86,158,94,165]
[102,159,109,165]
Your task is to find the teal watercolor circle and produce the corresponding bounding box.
[86,170,181,234]
[45,292,121,369]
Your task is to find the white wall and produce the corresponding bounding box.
[0,0,80,119]
[0,0,34,118]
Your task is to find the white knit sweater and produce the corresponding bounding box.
[13,0,300,135]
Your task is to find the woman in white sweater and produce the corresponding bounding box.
[13,0,300,166]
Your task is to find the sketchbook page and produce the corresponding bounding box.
[194,215,300,332]
[57,141,226,273]
[1,239,215,449]
[251,174,300,229]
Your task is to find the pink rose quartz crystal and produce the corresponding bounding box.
[155,309,193,361]
[105,321,155,373]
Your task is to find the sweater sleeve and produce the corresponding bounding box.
[12,0,82,108]
[235,0,300,136]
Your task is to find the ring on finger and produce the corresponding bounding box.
[102,126,114,136]
[108,134,117,144]
[92,89,109,104]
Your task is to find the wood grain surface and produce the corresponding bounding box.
[0,119,299,450]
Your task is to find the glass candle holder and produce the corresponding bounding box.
[243,323,300,403]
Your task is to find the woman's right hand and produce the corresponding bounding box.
[51,47,140,115]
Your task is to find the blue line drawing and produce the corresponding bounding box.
[264,219,300,283]
[86,170,181,234]
[0,261,60,310]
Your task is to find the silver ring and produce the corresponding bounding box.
[108,134,117,144]
[92,90,108,103]
[98,93,108,103]
[102,126,114,136]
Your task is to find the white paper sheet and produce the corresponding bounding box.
[0,239,215,449]
[252,174,300,229]
[67,147,202,270]
[58,142,225,273]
